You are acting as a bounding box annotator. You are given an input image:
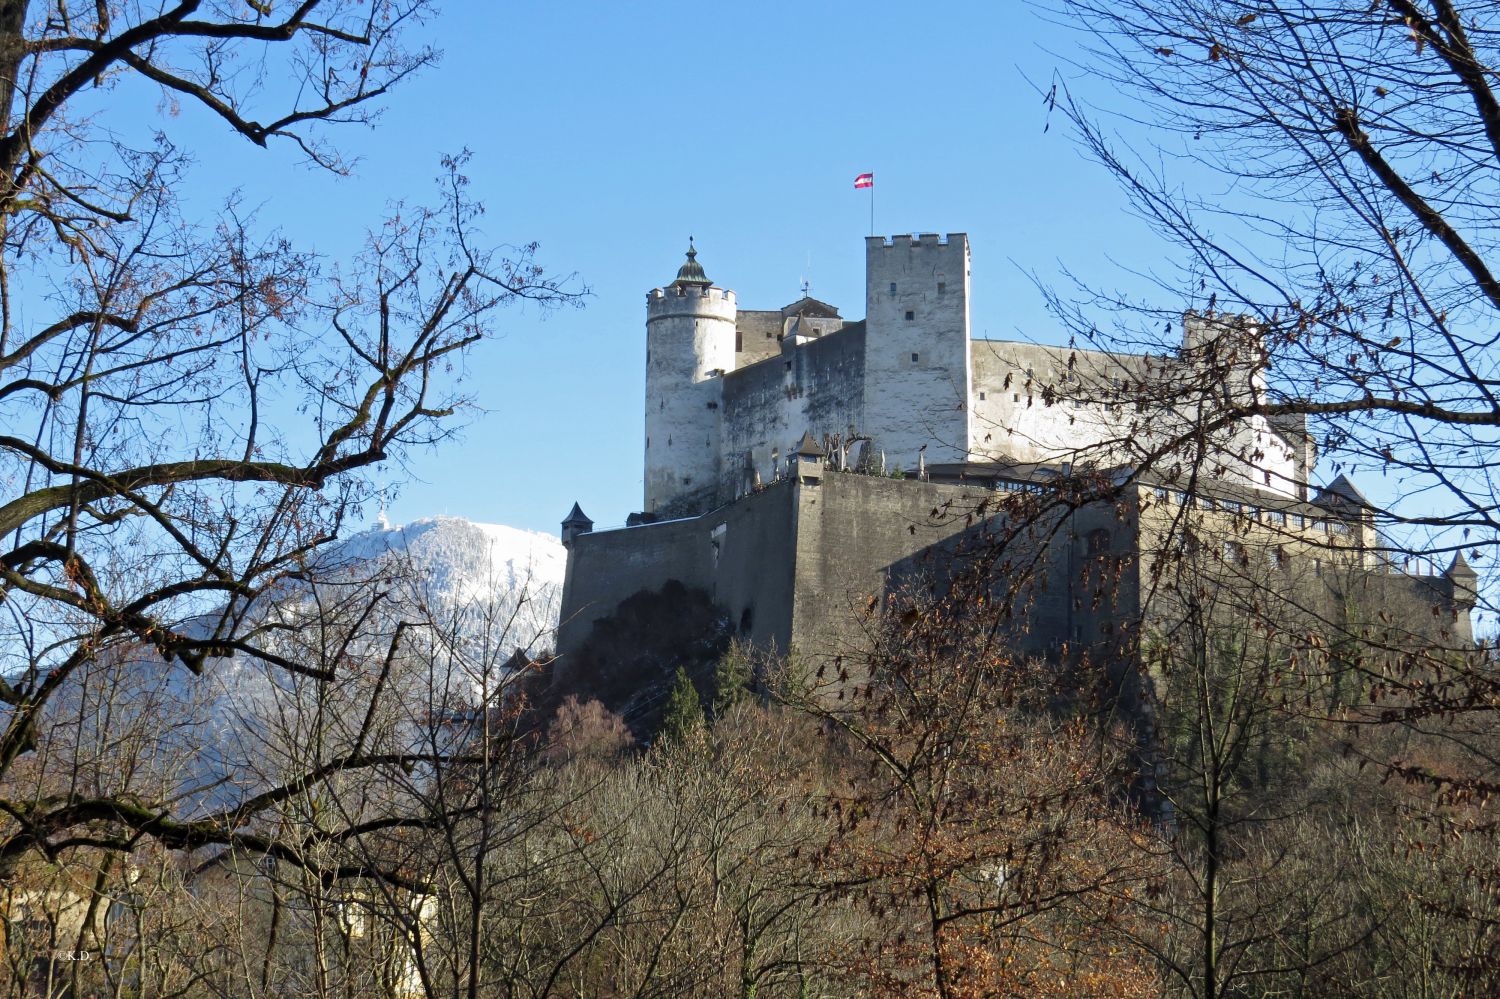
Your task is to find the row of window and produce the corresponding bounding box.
[1151,486,1354,535]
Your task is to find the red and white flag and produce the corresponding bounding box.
[854,172,874,189]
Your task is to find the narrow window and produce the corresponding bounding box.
[1012,393,1020,402]
[937,281,946,294]
[979,391,986,401]
[889,282,897,295]
[735,330,743,351]
[904,310,915,321]
[911,352,920,363]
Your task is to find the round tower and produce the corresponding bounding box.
[644,241,737,516]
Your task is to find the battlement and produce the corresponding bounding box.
[867,232,967,249]
[648,284,736,304]
[647,284,737,319]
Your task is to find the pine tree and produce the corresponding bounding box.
[711,641,754,720]
[658,665,705,745]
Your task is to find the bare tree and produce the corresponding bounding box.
[1034,1,1500,991]
[0,0,576,914]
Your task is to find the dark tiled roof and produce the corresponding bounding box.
[796,431,825,457]
[1314,474,1372,510]
[780,295,840,319]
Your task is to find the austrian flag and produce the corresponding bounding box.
[854,172,874,189]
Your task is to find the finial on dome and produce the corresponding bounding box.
[671,238,711,288]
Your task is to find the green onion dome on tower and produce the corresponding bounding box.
[670,239,712,289]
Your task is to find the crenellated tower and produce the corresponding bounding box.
[862,233,973,471]
[644,242,737,516]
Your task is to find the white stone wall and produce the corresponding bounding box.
[970,337,1301,496]
[861,234,973,472]
[644,285,737,514]
[970,341,1149,466]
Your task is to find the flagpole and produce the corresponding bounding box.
[869,182,874,237]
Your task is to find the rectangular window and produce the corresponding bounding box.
[889,282,897,295]
[735,330,743,351]
[937,281,946,294]
[1266,510,1286,526]
[904,310,915,321]
[911,352,920,362]
[979,391,986,400]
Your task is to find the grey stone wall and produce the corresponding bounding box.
[557,481,802,674]
[720,324,867,499]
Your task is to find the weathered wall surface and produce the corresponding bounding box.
[1133,484,1475,649]
[719,324,866,498]
[970,339,1302,497]
[970,341,1149,465]
[788,474,991,664]
[557,481,802,672]
[734,309,784,367]
[781,473,1139,667]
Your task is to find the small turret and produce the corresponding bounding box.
[1445,550,1479,608]
[795,431,825,484]
[561,502,594,545]
[1313,474,1372,514]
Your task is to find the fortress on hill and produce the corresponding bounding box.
[554,233,1476,693]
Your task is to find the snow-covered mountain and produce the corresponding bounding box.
[314,515,567,655]
[36,516,567,812]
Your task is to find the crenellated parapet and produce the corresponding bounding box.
[647,283,738,314]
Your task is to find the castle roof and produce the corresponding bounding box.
[795,431,825,458]
[780,295,840,319]
[670,240,711,289]
[562,502,593,529]
[1446,550,1478,579]
[1314,474,1372,511]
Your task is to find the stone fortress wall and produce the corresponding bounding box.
[555,230,1476,693]
[644,234,1308,520]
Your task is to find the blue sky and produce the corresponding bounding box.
[166,0,1174,536]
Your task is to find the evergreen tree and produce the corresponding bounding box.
[711,641,754,720]
[658,666,705,745]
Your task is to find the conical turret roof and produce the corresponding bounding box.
[670,239,711,289]
[1446,550,1478,579]
[562,502,593,529]
[795,431,825,458]
[1316,474,1372,510]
